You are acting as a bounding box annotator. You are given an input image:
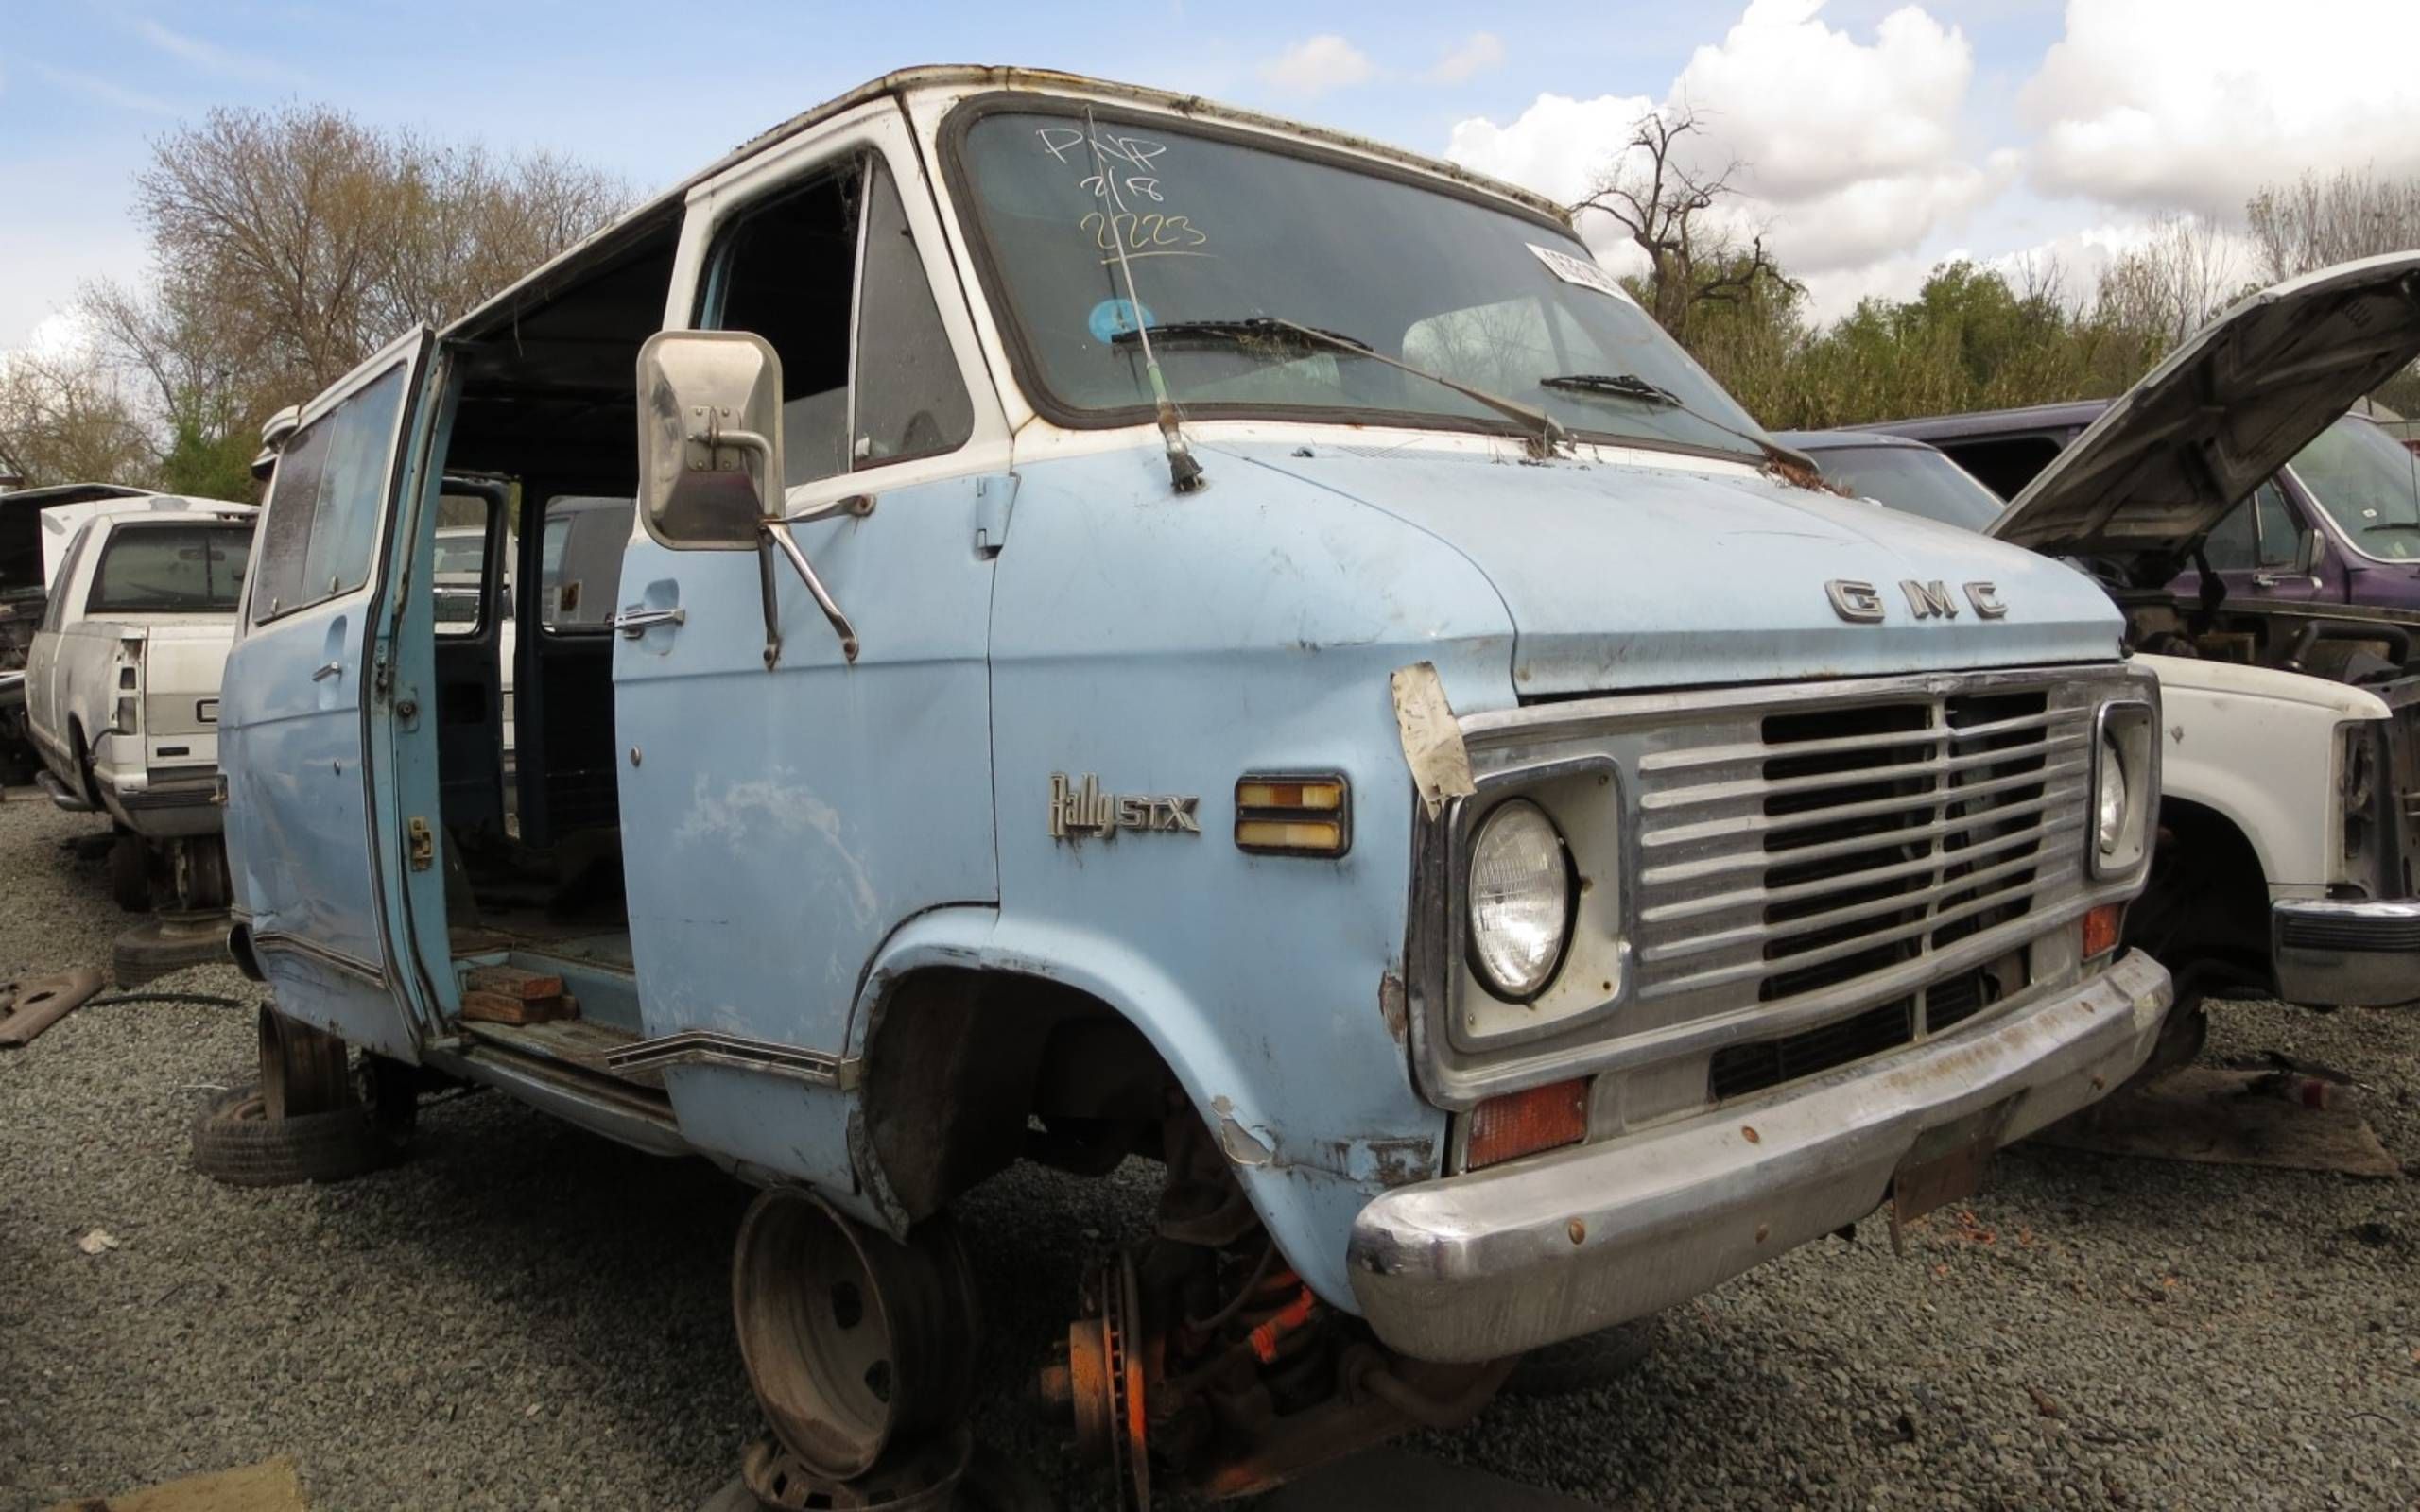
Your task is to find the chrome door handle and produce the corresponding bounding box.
[311,661,343,681]
[614,606,687,639]
[2251,573,2281,589]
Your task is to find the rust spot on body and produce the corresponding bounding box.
[1378,971,1409,1044]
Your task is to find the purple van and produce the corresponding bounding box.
[1867,401,2420,617]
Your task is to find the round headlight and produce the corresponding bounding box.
[1468,799,1572,1000]
[2096,736,2128,856]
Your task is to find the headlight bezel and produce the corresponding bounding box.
[2089,698,2156,880]
[1442,753,1633,1054]
[1464,797,1576,1002]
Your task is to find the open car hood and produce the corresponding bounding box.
[1991,252,2420,565]
[0,483,153,598]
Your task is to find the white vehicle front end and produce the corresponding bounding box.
[2144,653,2420,1007]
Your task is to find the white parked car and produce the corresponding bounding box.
[24,495,258,912]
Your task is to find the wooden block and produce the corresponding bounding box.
[461,988,567,1025]
[465,964,565,1001]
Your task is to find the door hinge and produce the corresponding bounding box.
[407,816,434,871]
[371,644,394,700]
[974,472,1019,558]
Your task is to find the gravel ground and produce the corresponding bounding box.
[3,788,2415,1510]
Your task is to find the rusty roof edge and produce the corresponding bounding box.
[445,63,1575,346]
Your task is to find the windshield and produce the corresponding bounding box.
[85,523,252,614]
[951,108,1772,460]
[1803,443,2004,531]
[2288,415,2420,561]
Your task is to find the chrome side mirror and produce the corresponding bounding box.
[634,328,864,668]
[635,330,786,549]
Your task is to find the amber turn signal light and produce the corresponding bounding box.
[2081,902,2122,960]
[1235,774,1350,857]
[1465,1077,1589,1170]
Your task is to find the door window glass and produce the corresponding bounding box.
[86,523,252,613]
[714,169,862,489]
[2251,481,2305,569]
[431,493,496,638]
[251,364,407,622]
[539,496,633,634]
[709,153,972,490]
[40,524,96,633]
[2201,495,2256,572]
[853,162,976,468]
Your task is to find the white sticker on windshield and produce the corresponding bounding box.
[1530,244,1639,307]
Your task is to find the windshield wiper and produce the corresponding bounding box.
[1114,316,1568,459]
[1539,369,1816,480]
[2359,521,2420,532]
[1540,371,1681,406]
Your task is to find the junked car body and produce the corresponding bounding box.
[24,495,257,912]
[217,67,2170,1501]
[1834,254,2420,1018]
[1786,422,2420,1022]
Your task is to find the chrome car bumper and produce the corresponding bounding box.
[2272,899,2420,1008]
[1346,950,2171,1364]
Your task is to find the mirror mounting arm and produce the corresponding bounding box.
[755,539,784,669]
[759,519,862,665]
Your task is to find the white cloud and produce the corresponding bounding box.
[2021,0,2420,215]
[1445,91,1659,207]
[1422,32,1506,87]
[1257,35,1377,98]
[1447,2,1993,277]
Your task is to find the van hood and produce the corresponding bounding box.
[1215,442,2124,697]
[1993,252,2420,567]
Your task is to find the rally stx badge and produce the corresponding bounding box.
[1049,773,1201,841]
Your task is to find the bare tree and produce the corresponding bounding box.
[2246,167,2420,283]
[0,348,155,488]
[76,104,631,495]
[1571,106,1790,339]
[2091,214,2241,358]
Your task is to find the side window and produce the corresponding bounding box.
[40,524,96,633]
[709,152,972,490]
[2201,495,2256,572]
[251,364,407,623]
[1936,436,2065,502]
[2252,480,2307,568]
[431,493,497,638]
[538,495,634,634]
[716,167,859,488]
[854,161,976,468]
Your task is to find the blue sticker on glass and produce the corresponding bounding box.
[1088,298,1153,345]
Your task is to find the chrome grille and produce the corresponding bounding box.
[1634,681,2093,1030]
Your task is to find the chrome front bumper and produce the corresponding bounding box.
[1346,949,2172,1363]
[2273,899,2420,1008]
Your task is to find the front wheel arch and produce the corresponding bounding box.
[2128,797,2272,998]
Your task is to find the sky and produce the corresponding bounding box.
[4,0,2419,358]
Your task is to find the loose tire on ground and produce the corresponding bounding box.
[1503,1317,1660,1397]
[188,1086,394,1187]
[112,912,230,985]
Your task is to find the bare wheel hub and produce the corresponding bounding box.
[732,1189,980,1481]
